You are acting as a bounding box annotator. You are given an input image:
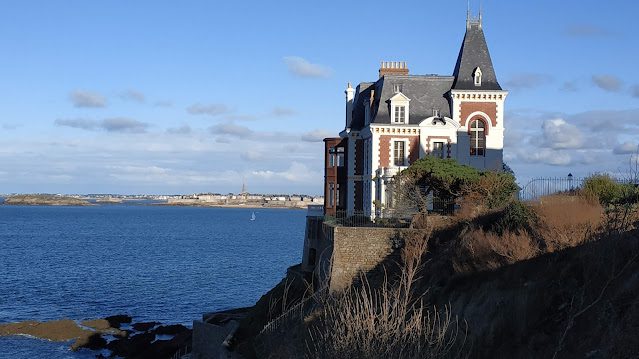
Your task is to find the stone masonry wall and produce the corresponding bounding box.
[329,226,422,292]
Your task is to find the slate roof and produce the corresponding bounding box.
[347,20,502,131]
[452,22,502,90]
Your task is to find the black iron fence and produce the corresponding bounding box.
[519,177,584,201]
[324,210,412,228]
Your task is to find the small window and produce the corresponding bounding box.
[393,141,406,166]
[328,183,335,207]
[432,142,445,159]
[393,106,406,124]
[470,119,486,156]
[393,84,403,93]
[474,67,483,86]
[432,109,440,117]
[336,147,345,167]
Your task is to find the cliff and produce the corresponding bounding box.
[228,195,639,358]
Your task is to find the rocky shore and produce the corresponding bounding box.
[3,194,92,206]
[0,315,191,358]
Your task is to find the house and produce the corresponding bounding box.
[324,12,508,218]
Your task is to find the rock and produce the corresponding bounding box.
[0,319,91,342]
[132,321,160,332]
[153,324,189,336]
[107,332,155,358]
[104,314,133,329]
[71,333,107,351]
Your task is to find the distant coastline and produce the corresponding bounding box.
[3,194,92,206]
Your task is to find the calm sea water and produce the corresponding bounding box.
[0,203,305,358]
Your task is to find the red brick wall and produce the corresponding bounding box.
[379,135,419,167]
[460,102,497,127]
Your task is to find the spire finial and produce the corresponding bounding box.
[479,0,483,27]
[466,0,471,28]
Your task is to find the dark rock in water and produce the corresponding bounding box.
[106,329,192,359]
[107,332,155,358]
[105,314,133,329]
[153,324,189,335]
[71,333,107,351]
[132,321,160,332]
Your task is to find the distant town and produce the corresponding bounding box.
[0,192,325,209]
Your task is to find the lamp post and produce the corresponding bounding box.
[568,173,574,192]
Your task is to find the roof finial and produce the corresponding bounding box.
[466,0,471,29]
[479,0,483,28]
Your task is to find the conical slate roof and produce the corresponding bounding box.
[452,21,502,91]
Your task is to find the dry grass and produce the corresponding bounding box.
[454,229,539,273]
[533,195,604,251]
[306,230,464,359]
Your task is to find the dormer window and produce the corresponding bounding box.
[393,84,403,93]
[473,67,482,86]
[394,106,406,123]
[432,109,440,117]
[389,92,410,124]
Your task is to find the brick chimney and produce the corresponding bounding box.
[379,61,409,78]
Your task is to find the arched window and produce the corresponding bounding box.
[470,119,486,156]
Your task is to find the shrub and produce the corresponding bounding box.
[583,174,623,205]
[464,171,519,210]
[492,201,538,236]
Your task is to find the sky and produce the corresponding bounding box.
[0,0,638,195]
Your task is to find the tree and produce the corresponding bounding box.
[393,157,519,214]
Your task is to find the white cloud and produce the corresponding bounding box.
[271,107,296,117]
[592,75,622,92]
[55,117,149,133]
[613,141,639,155]
[209,123,253,138]
[240,150,265,162]
[187,103,230,116]
[120,90,146,103]
[505,73,553,90]
[252,162,321,183]
[301,129,333,142]
[283,56,332,78]
[519,148,573,166]
[565,24,611,38]
[69,90,107,108]
[542,118,584,149]
[166,125,192,135]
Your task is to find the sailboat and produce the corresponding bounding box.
[250,211,256,221]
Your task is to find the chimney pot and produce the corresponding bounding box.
[379,60,409,78]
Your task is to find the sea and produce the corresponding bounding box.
[0,201,306,358]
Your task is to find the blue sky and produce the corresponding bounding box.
[1,0,638,195]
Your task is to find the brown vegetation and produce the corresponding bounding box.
[238,182,639,358]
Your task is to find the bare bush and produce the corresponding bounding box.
[307,230,463,359]
[454,229,538,273]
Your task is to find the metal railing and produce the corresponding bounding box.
[324,210,412,228]
[519,177,584,201]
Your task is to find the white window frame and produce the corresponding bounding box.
[390,138,410,167]
[473,67,483,87]
[389,92,410,124]
[469,119,486,157]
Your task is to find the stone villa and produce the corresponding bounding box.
[323,12,508,218]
